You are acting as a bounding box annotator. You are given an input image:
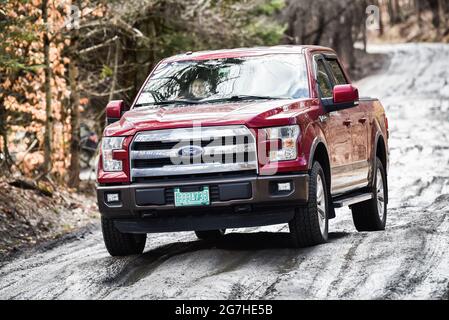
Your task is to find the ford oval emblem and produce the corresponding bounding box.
[179,145,203,158]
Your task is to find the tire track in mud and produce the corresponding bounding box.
[104,228,301,299]
[405,197,449,298]
[244,231,351,299]
[216,230,304,300]
[324,233,369,298]
[193,226,306,300]
[252,231,360,299]
[246,249,305,299]
[101,241,214,287]
[382,211,449,299]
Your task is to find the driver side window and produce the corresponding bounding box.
[327,59,348,85]
[316,59,333,98]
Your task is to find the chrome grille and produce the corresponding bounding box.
[130,126,258,180]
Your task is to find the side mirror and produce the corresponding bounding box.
[106,100,128,125]
[324,84,359,113]
[333,84,359,105]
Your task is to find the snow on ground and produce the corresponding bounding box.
[0,43,448,300]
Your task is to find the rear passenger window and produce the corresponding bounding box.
[316,60,333,98]
[327,59,348,85]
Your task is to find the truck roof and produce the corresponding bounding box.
[163,45,335,63]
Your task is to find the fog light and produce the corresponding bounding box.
[106,193,120,203]
[277,182,292,192]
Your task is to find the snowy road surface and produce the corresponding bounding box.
[1,43,449,300]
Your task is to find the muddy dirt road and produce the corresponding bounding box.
[1,43,448,300]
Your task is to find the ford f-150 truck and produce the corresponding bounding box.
[96,45,389,256]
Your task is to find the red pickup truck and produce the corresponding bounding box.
[96,46,389,256]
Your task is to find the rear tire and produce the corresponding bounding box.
[101,217,146,256]
[351,157,388,231]
[289,161,329,248]
[195,229,226,241]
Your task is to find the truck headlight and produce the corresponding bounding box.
[102,137,125,172]
[265,125,300,162]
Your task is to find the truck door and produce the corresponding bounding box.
[325,57,370,190]
[314,55,353,195]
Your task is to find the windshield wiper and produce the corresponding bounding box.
[134,96,288,108]
[134,100,201,108]
[201,95,287,104]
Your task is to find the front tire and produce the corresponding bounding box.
[351,157,388,231]
[195,229,226,241]
[101,217,146,256]
[289,161,329,248]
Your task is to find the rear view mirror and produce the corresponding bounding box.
[106,100,128,125]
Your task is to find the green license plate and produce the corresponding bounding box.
[174,186,210,207]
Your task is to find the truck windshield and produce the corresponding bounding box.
[135,54,309,107]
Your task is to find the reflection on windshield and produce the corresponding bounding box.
[135,54,309,107]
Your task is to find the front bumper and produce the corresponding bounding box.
[96,173,309,233]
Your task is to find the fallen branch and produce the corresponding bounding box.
[15,139,39,166]
[9,179,53,197]
[79,36,119,55]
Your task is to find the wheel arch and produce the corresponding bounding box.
[309,137,331,182]
[375,134,388,175]
[373,133,389,205]
[308,138,335,218]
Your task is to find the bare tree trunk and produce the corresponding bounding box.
[429,0,441,29]
[0,98,12,172]
[372,0,384,36]
[42,0,53,174]
[68,30,80,189]
[438,0,446,34]
[108,38,120,103]
[379,4,384,36]
[93,38,120,145]
[283,8,298,44]
[388,0,401,25]
[312,14,326,45]
[387,0,395,25]
[362,20,367,53]
[393,0,401,22]
[416,0,423,28]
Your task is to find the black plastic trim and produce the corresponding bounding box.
[135,188,165,206]
[114,209,295,233]
[218,182,252,201]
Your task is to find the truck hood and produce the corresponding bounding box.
[104,99,316,136]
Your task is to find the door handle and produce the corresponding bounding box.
[359,118,367,124]
[343,120,352,127]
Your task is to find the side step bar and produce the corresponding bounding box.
[332,192,373,208]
